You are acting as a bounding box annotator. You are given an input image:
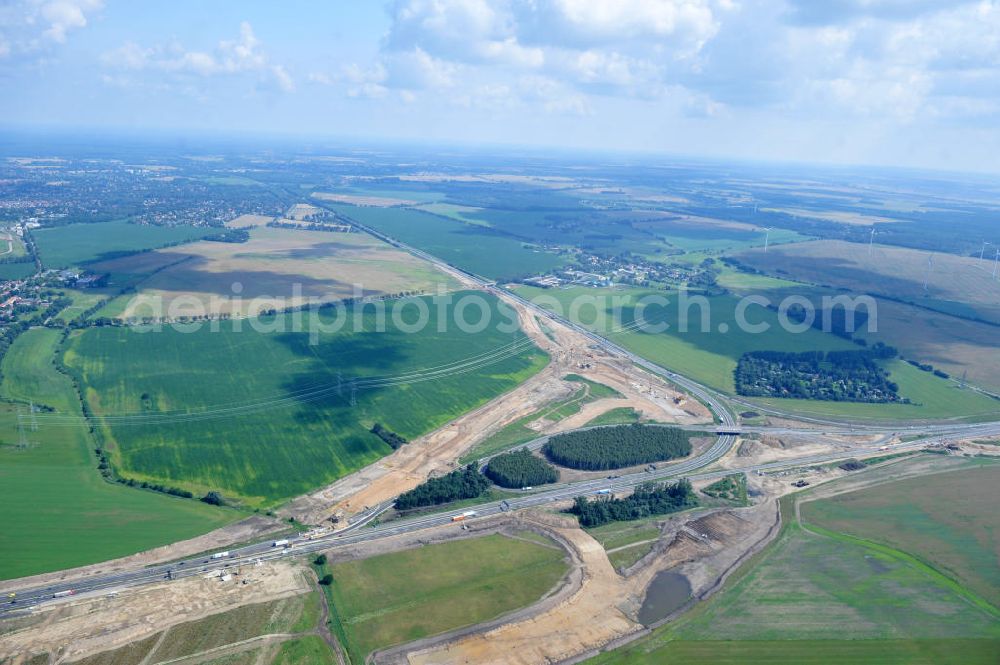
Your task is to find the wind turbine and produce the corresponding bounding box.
[761,227,774,253]
[993,247,1000,280]
[923,252,935,293]
[980,240,992,263]
[869,227,877,257]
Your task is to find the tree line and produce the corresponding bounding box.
[543,424,693,471]
[484,448,558,488]
[569,479,695,528]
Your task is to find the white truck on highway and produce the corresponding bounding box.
[210,551,230,560]
[451,510,477,522]
[272,539,290,547]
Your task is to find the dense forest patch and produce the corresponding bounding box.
[543,424,694,471]
[484,448,558,488]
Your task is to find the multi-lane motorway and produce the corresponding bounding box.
[5,214,999,616]
[8,415,999,616]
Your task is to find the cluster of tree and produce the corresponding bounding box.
[734,349,907,403]
[370,423,407,450]
[905,358,950,379]
[393,464,491,510]
[204,228,250,243]
[701,473,747,503]
[569,479,696,528]
[267,221,353,233]
[543,424,693,471]
[201,491,226,505]
[484,448,559,488]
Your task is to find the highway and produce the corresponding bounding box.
[5,212,998,616]
[8,417,999,616]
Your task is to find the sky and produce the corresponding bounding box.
[1,0,999,172]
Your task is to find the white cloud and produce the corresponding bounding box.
[0,0,103,60]
[344,0,732,110]
[101,22,294,92]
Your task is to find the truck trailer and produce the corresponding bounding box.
[451,510,477,522]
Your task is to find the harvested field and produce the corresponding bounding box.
[285,203,322,220]
[88,225,457,318]
[735,239,1000,324]
[312,192,419,207]
[225,214,275,228]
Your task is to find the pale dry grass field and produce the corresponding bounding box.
[97,226,458,318]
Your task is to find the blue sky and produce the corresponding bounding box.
[1,1,998,172]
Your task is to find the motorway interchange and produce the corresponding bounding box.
[5,221,1000,617]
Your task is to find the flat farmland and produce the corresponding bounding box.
[88,225,458,319]
[802,463,1000,607]
[324,203,568,281]
[735,239,1000,324]
[225,213,275,228]
[0,261,35,280]
[629,216,810,254]
[0,328,233,580]
[588,487,1000,665]
[0,227,27,257]
[515,285,857,392]
[63,292,549,507]
[323,533,568,664]
[723,282,1000,395]
[750,358,1000,421]
[515,286,1000,420]
[588,639,1000,665]
[32,219,217,268]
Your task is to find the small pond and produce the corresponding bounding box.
[637,571,692,626]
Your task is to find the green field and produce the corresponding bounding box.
[64,291,548,507]
[0,261,35,280]
[516,285,857,392]
[589,640,1000,665]
[32,219,216,268]
[0,328,233,580]
[587,468,1000,665]
[587,521,661,570]
[54,288,109,323]
[802,464,1000,607]
[515,285,1000,420]
[584,406,643,426]
[324,203,568,280]
[322,533,569,663]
